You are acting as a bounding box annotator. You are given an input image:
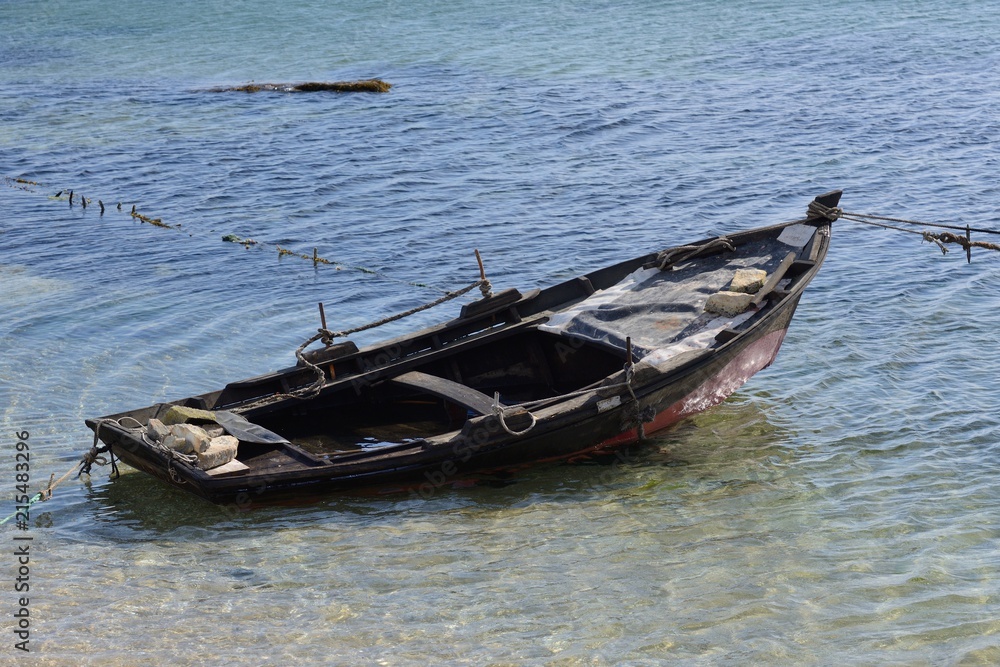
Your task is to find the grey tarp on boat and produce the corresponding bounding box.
[215,410,291,445]
[538,225,817,364]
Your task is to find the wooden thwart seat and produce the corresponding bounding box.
[389,371,498,416]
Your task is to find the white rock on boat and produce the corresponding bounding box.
[146,418,170,443]
[704,290,754,316]
[729,268,767,294]
[161,423,212,454]
[197,435,239,470]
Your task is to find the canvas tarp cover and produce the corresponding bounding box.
[538,225,816,366]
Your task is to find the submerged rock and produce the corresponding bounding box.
[209,79,392,94]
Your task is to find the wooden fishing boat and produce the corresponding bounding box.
[86,191,840,506]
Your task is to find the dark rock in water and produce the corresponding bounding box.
[209,79,391,93]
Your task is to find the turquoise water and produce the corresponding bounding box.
[2,0,1000,664]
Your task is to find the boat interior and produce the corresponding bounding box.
[230,326,627,456]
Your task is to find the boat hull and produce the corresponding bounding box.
[87,191,839,506]
[96,292,804,506]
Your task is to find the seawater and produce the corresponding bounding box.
[2,1,1000,664]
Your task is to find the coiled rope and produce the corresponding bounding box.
[657,236,735,270]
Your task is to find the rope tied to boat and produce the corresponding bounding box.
[287,277,495,401]
[318,278,493,343]
[807,200,843,221]
[487,337,651,440]
[808,200,1000,261]
[120,418,201,481]
[79,417,134,480]
[78,445,113,479]
[656,236,735,271]
[622,337,650,441]
[232,271,498,411]
[0,419,132,526]
[492,392,538,437]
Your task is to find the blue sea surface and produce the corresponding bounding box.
[2,1,1000,664]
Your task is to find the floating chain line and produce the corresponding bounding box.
[2,175,448,294]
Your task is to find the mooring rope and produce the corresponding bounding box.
[0,418,132,527]
[231,277,496,412]
[492,392,538,437]
[318,278,493,343]
[0,459,80,527]
[808,200,1000,258]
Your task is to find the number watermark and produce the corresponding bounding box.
[11,430,32,653]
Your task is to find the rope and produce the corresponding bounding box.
[809,200,1000,236]
[807,200,843,221]
[501,380,629,412]
[657,236,735,270]
[488,356,647,440]
[842,211,1000,236]
[79,418,132,479]
[808,200,1000,257]
[318,278,493,342]
[0,458,81,527]
[492,392,538,437]
[0,418,133,527]
[125,418,201,479]
[842,215,1000,255]
[233,278,494,412]
[922,231,1000,255]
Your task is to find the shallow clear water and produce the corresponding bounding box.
[2,0,1000,664]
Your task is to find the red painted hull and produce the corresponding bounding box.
[599,327,789,448]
